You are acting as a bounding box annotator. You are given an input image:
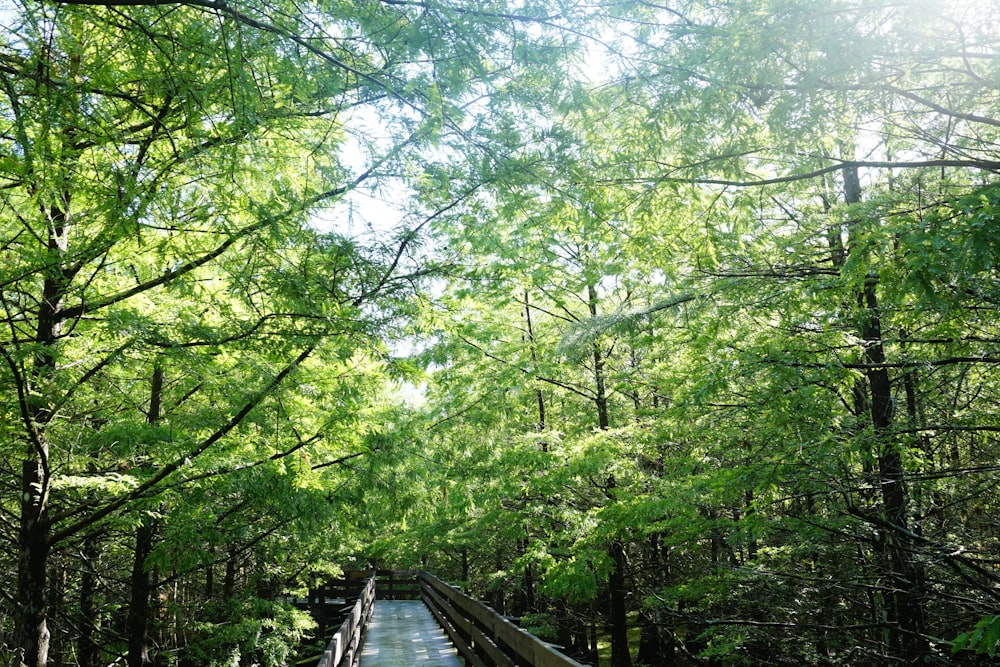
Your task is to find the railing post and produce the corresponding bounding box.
[315,571,376,667]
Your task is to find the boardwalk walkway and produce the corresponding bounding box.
[359,600,464,667]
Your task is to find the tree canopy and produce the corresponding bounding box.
[2,0,1000,666]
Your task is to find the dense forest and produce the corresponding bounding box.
[1,0,999,665]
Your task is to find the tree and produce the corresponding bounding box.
[391,1,1000,665]
[0,0,557,661]
[577,0,1000,662]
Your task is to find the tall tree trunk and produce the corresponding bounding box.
[637,609,675,667]
[491,553,505,613]
[16,172,79,666]
[205,548,215,600]
[521,292,540,612]
[49,560,66,667]
[609,536,632,667]
[744,488,758,561]
[513,537,534,615]
[587,283,610,430]
[603,474,632,667]
[638,533,675,666]
[629,349,642,420]
[17,460,51,667]
[588,284,624,662]
[223,548,238,602]
[901,333,933,539]
[78,533,100,667]
[588,616,599,665]
[522,551,535,612]
[859,280,928,662]
[523,290,546,437]
[127,365,164,667]
[17,227,68,667]
[843,165,928,663]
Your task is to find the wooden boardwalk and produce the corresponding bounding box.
[312,571,585,667]
[359,600,463,667]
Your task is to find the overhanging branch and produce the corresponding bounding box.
[604,158,1000,189]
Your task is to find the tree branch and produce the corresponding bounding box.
[605,158,1000,189]
[49,344,317,544]
[54,0,419,113]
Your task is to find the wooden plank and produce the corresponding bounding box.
[359,600,464,667]
[355,574,375,659]
[422,591,488,667]
[417,571,589,667]
[501,624,535,665]
[421,578,515,667]
[316,570,587,667]
[532,642,589,667]
[429,590,477,640]
[421,584,495,658]
[516,626,590,667]
[314,573,374,667]
[433,600,509,667]
[471,627,516,667]
[421,573,494,631]
[335,624,349,664]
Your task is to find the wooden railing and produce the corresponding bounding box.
[373,568,421,600]
[310,570,588,667]
[418,572,589,667]
[315,572,375,667]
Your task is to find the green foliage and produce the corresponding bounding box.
[0,0,531,659]
[897,183,1000,309]
[182,599,315,667]
[537,554,606,604]
[4,0,1000,666]
[381,3,1000,666]
[519,612,559,642]
[953,616,1000,658]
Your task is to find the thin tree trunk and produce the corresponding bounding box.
[588,617,599,665]
[609,536,632,667]
[49,561,66,667]
[859,280,928,661]
[521,292,540,613]
[16,457,51,667]
[514,537,534,615]
[638,533,676,667]
[523,556,535,612]
[16,172,78,667]
[205,548,215,600]
[17,281,62,667]
[587,284,623,662]
[587,283,610,430]
[78,534,100,667]
[127,365,164,667]
[602,473,632,667]
[223,548,238,602]
[523,290,546,437]
[843,165,928,663]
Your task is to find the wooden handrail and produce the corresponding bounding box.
[315,573,376,667]
[310,570,588,667]
[373,568,422,600]
[418,572,589,667]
